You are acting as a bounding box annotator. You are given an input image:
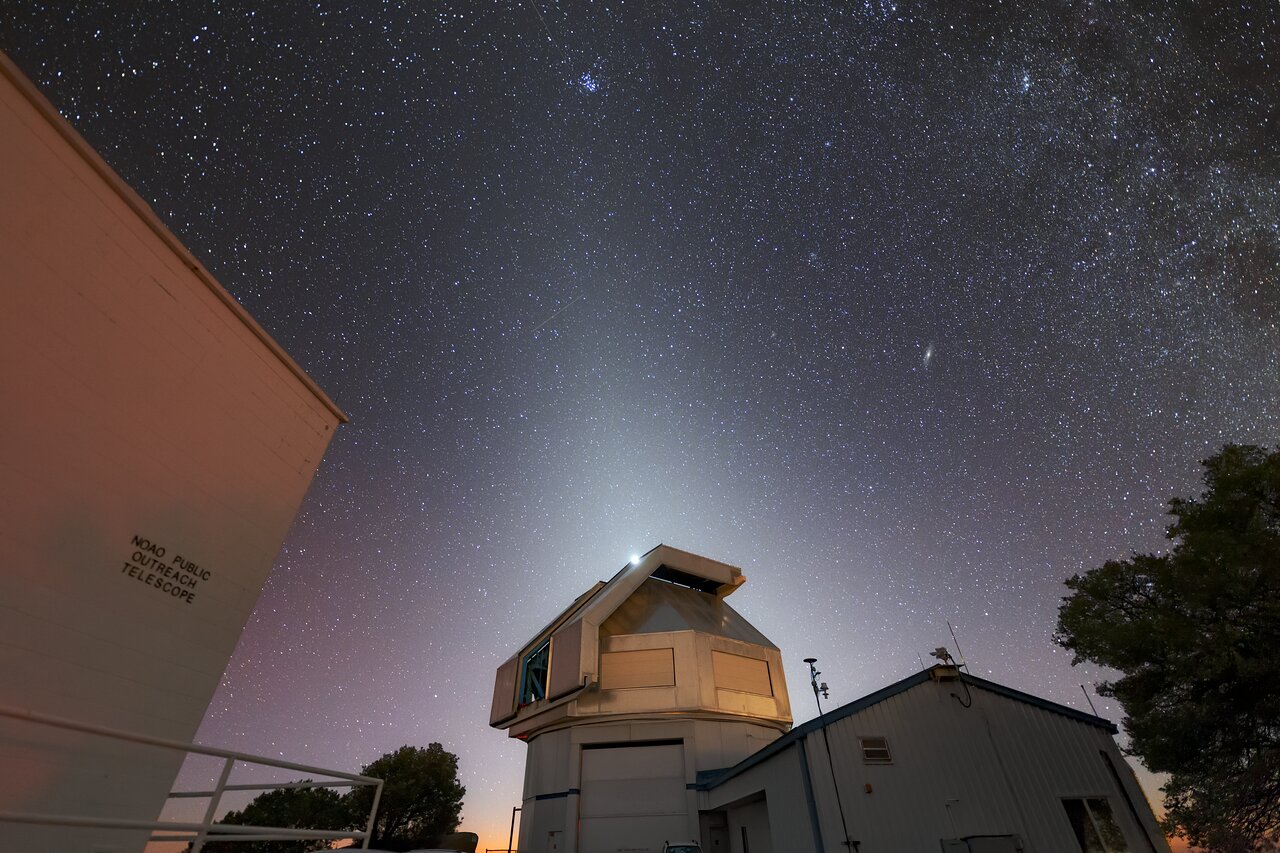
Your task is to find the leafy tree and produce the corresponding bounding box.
[1056,444,1280,852]
[346,743,466,850]
[192,782,351,852]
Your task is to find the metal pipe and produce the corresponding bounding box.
[191,756,235,853]
[0,703,381,846]
[0,704,379,784]
[803,658,857,851]
[362,778,385,849]
[0,812,366,839]
[170,779,366,797]
[508,804,522,853]
[154,833,365,843]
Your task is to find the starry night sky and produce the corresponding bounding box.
[2,1,1278,845]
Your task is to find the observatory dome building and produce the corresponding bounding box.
[491,545,791,853]
[493,548,1171,853]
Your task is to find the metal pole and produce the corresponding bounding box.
[507,805,522,853]
[191,755,235,853]
[0,812,368,839]
[362,779,384,849]
[0,704,378,785]
[804,658,857,851]
[1080,684,1100,716]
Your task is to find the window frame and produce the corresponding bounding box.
[858,735,893,764]
[1061,796,1130,853]
[518,637,551,706]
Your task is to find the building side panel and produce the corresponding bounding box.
[767,678,1168,852]
[712,651,772,696]
[601,648,676,690]
[815,685,1034,848]
[548,618,584,699]
[491,656,519,725]
[727,800,773,853]
[700,743,818,853]
[982,692,1168,851]
[0,58,341,850]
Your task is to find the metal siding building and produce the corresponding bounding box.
[699,667,1170,853]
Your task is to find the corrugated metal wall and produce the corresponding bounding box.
[799,677,1167,852]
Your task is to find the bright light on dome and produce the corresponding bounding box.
[630,553,641,565]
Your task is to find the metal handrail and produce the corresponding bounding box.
[0,704,383,851]
[170,779,365,797]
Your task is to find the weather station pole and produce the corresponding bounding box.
[804,657,857,851]
[507,805,521,853]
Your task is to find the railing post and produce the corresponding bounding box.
[361,779,384,849]
[191,755,235,853]
[0,704,380,848]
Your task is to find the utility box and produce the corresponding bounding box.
[0,50,345,851]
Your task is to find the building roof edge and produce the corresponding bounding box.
[0,48,347,424]
[699,666,1118,790]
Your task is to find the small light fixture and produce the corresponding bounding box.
[630,553,641,565]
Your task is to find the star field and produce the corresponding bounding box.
[2,1,1277,845]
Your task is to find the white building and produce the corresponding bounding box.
[697,663,1170,853]
[491,546,792,853]
[0,50,346,851]
[493,548,1169,853]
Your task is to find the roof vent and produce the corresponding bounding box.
[650,565,724,594]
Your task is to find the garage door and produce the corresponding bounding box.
[579,743,689,853]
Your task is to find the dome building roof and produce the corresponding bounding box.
[490,545,790,739]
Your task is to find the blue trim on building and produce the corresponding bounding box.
[696,768,730,787]
[969,673,1118,732]
[533,788,581,800]
[696,667,1117,791]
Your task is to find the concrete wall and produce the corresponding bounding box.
[0,51,343,852]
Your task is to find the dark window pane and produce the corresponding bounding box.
[519,639,550,704]
[860,736,892,763]
[1063,798,1107,852]
[1087,798,1130,853]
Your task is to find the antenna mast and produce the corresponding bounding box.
[946,621,969,671]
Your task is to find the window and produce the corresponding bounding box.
[518,638,550,705]
[859,736,892,763]
[1062,798,1130,853]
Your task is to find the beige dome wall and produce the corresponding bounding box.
[491,547,792,853]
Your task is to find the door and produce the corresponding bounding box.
[579,743,689,853]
